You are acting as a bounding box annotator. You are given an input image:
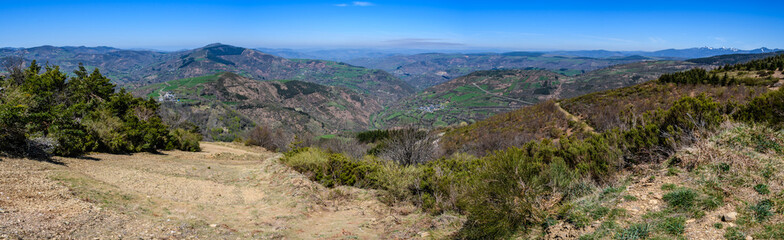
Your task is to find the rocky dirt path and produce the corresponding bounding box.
[554,102,596,134]
[1,142,446,239]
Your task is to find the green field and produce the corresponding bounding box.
[141,73,222,98]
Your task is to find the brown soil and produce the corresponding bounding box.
[0,142,453,239]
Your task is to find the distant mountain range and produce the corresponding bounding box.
[0,43,414,104]
[344,53,657,90]
[549,47,783,59]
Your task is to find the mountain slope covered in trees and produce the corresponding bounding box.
[374,60,709,129]
[133,72,383,140]
[345,52,653,90]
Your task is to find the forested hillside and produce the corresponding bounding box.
[133,72,383,141]
[346,52,652,90]
[374,60,708,129]
[372,69,565,128]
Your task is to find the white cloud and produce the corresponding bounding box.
[335,1,374,7]
[352,1,374,6]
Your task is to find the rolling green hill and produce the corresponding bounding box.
[373,60,712,129]
[371,70,565,128]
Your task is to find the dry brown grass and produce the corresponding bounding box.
[561,82,769,132]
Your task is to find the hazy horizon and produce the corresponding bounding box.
[1,0,783,51]
[3,43,782,55]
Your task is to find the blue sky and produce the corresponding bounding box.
[0,0,782,51]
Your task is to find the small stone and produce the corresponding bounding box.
[649,200,659,205]
[746,236,753,240]
[209,224,218,228]
[722,212,738,222]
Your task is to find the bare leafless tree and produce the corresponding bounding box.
[316,138,368,159]
[380,128,441,165]
[246,126,292,152]
[1,55,25,85]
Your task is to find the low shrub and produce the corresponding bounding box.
[416,153,481,213]
[725,227,746,240]
[659,216,685,235]
[714,223,723,229]
[735,88,784,129]
[281,148,381,188]
[457,146,549,239]
[170,128,202,152]
[615,223,650,240]
[750,199,774,222]
[661,184,677,191]
[662,188,698,211]
[754,223,784,240]
[754,184,771,195]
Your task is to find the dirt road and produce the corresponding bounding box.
[0,142,453,239]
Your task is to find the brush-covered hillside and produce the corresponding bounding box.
[559,60,703,99]
[279,53,784,239]
[372,69,565,128]
[133,72,383,141]
[375,60,708,129]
